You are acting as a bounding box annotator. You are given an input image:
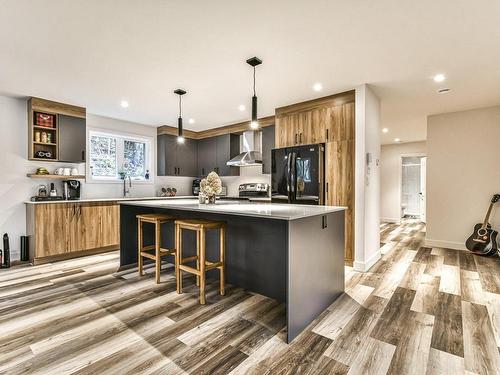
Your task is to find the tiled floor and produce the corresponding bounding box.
[0,219,499,374]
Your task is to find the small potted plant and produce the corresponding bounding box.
[199,171,222,204]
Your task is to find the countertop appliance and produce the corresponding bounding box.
[239,183,270,198]
[192,179,201,196]
[63,180,81,200]
[271,144,324,205]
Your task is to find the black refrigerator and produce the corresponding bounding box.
[271,144,324,205]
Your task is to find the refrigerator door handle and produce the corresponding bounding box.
[290,152,297,202]
[286,152,292,201]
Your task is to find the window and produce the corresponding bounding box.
[88,130,153,182]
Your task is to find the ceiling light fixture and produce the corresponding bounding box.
[238,104,246,111]
[120,100,129,108]
[174,89,186,144]
[382,128,389,133]
[188,118,195,124]
[246,56,262,129]
[394,138,401,142]
[433,74,446,83]
[313,83,323,92]
[437,88,451,94]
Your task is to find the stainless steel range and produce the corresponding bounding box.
[239,183,270,198]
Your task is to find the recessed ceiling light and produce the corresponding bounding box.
[238,104,246,111]
[382,128,389,133]
[433,74,446,83]
[120,100,129,108]
[188,118,195,124]
[394,138,401,142]
[437,88,451,94]
[250,121,259,129]
[313,83,323,92]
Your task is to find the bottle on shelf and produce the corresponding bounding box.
[3,234,10,268]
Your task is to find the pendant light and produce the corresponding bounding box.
[246,56,262,129]
[174,88,186,143]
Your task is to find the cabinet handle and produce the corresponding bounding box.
[81,150,85,161]
[294,134,298,144]
[202,168,205,176]
[300,133,302,143]
[326,129,329,141]
[326,182,329,193]
[178,167,180,175]
[78,206,82,217]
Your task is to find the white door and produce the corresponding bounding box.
[420,157,427,223]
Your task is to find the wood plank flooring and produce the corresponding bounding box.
[0,219,499,374]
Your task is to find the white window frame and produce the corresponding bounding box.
[86,128,154,184]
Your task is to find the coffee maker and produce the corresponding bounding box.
[63,180,81,200]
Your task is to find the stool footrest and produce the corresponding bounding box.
[140,248,176,261]
[179,264,201,276]
[205,261,223,270]
[180,255,198,263]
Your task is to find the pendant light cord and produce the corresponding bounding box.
[253,66,256,96]
[179,94,182,117]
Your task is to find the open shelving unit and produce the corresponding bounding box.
[29,109,58,161]
[26,174,86,180]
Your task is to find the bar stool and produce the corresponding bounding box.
[137,213,177,284]
[175,219,226,304]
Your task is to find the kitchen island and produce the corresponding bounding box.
[119,199,346,342]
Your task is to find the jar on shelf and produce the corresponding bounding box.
[34,131,41,143]
[41,132,47,143]
[47,133,52,143]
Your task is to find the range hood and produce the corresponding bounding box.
[226,131,262,167]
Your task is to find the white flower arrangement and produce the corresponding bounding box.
[200,171,222,198]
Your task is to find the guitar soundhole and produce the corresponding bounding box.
[477,228,488,236]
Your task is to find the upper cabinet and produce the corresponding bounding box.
[275,94,355,148]
[197,134,239,177]
[28,97,86,163]
[261,125,275,174]
[157,134,197,176]
[58,115,86,163]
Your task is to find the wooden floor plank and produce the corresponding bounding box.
[462,300,500,374]
[346,337,396,375]
[430,292,464,357]
[426,348,465,375]
[439,264,461,296]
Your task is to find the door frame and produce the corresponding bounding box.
[399,153,426,221]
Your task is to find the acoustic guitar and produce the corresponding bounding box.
[465,194,500,256]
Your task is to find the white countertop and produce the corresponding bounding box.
[24,196,196,205]
[119,198,346,221]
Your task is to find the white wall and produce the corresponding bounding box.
[380,141,426,222]
[426,105,500,250]
[354,84,381,272]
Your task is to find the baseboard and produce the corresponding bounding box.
[381,217,401,224]
[353,250,381,272]
[424,238,466,251]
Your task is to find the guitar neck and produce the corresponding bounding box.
[483,203,494,228]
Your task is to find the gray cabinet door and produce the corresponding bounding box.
[58,115,86,163]
[177,138,198,176]
[197,137,216,177]
[261,125,275,174]
[157,134,177,176]
[215,134,240,176]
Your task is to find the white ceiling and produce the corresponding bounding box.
[1,0,500,144]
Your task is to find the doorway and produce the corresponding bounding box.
[401,156,426,222]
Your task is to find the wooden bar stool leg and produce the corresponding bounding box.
[196,229,200,287]
[155,221,161,284]
[220,225,226,296]
[199,228,206,305]
[176,224,183,293]
[138,219,143,276]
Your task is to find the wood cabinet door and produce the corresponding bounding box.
[325,140,355,264]
[100,203,120,247]
[275,115,296,148]
[70,203,102,252]
[35,203,71,257]
[177,137,198,177]
[327,102,355,142]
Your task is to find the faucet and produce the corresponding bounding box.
[123,175,132,198]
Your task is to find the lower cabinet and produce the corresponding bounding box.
[26,201,120,264]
